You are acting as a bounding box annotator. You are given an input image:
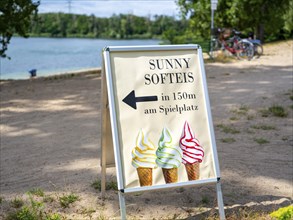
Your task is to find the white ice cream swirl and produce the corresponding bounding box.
[131,130,157,168]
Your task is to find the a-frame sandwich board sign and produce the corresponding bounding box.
[100,44,225,219]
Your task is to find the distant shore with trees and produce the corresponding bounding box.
[29,13,187,41]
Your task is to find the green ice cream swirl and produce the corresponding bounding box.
[156,127,183,169]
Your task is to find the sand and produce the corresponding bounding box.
[0,40,292,219]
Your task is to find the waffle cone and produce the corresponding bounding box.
[136,167,152,186]
[162,168,178,183]
[185,163,200,181]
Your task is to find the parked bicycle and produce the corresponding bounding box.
[247,32,263,58]
[210,28,254,61]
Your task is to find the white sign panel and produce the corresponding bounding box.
[211,3,217,10]
[211,0,218,10]
[103,45,221,192]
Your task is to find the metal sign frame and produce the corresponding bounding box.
[101,44,225,219]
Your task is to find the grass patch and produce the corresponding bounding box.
[27,188,44,197]
[254,138,270,145]
[4,193,66,220]
[6,206,35,220]
[251,124,276,130]
[46,213,63,220]
[6,206,63,220]
[10,197,24,208]
[231,105,249,115]
[201,195,210,205]
[246,129,255,134]
[221,138,236,143]
[211,52,235,63]
[206,207,270,219]
[43,195,55,203]
[260,105,288,118]
[91,179,118,191]
[96,214,109,220]
[216,124,240,134]
[260,109,270,117]
[247,115,254,120]
[6,194,47,220]
[268,105,288,117]
[59,193,79,208]
[239,105,249,112]
[79,207,96,219]
[229,116,239,121]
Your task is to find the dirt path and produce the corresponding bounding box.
[0,40,292,219]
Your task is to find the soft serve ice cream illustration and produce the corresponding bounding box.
[156,127,183,183]
[180,121,204,180]
[131,130,157,186]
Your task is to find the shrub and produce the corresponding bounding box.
[270,205,293,220]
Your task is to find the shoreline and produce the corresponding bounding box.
[0,67,102,82]
[1,37,161,81]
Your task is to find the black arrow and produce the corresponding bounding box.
[122,90,158,109]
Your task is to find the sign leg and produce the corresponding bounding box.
[118,191,127,220]
[101,68,107,198]
[101,164,106,198]
[216,181,226,220]
[100,119,107,198]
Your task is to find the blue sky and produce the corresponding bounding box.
[38,0,180,18]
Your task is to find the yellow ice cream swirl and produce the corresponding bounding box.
[132,130,157,169]
[156,127,183,169]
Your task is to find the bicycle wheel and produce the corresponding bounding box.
[209,38,221,58]
[253,43,263,58]
[236,40,254,61]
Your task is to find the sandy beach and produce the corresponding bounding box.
[1,40,292,219]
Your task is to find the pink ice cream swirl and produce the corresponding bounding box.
[180,121,204,164]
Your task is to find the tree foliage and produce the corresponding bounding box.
[29,13,187,40]
[176,0,292,43]
[0,0,39,58]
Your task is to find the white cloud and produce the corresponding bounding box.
[38,0,180,18]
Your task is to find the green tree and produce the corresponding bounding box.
[224,0,290,41]
[283,0,293,37]
[0,0,39,58]
[177,0,292,42]
[177,0,210,39]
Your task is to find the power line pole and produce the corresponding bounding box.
[68,0,72,13]
[210,0,218,59]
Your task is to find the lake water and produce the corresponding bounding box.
[0,37,161,79]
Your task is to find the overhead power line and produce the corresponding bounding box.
[40,0,175,2]
[39,0,177,16]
